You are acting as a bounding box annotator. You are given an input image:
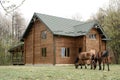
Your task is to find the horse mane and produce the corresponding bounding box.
[102,50,109,57]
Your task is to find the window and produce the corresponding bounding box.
[89,34,96,39]
[61,48,70,57]
[41,48,47,57]
[41,30,47,39]
[78,48,82,53]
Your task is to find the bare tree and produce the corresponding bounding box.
[13,11,26,41]
[0,0,26,64]
[0,0,26,14]
[71,13,83,21]
[0,12,11,64]
[0,0,26,44]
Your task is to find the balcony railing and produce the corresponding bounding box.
[12,58,24,65]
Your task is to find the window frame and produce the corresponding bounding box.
[88,34,96,40]
[78,47,82,53]
[61,47,70,58]
[41,30,47,39]
[41,48,47,57]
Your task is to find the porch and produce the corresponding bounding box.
[9,42,24,65]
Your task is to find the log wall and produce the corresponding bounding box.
[24,20,54,64]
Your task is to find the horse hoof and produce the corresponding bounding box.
[75,66,78,69]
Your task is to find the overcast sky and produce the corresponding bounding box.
[0,0,109,21]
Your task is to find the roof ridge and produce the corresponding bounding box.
[73,20,97,27]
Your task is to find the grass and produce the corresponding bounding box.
[0,64,120,80]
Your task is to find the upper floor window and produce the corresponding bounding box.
[61,48,70,57]
[41,30,47,39]
[89,34,96,39]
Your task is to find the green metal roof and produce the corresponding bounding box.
[35,13,83,36]
[8,42,24,52]
[74,21,97,36]
[21,12,108,40]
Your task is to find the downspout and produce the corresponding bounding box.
[53,35,56,65]
[84,36,86,51]
[24,39,26,64]
[105,41,107,50]
[99,35,101,52]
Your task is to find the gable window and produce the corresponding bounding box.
[61,48,70,57]
[89,34,96,39]
[41,30,47,39]
[41,48,47,57]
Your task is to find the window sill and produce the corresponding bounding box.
[89,39,96,40]
[61,57,70,58]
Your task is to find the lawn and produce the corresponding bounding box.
[0,64,120,80]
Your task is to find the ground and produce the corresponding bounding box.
[0,65,120,80]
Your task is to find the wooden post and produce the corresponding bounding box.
[53,36,56,65]
[24,40,26,64]
[33,22,35,65]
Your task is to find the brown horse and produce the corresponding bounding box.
[92,50,110,71]
[75,50,95,69]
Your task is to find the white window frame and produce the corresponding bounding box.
[61,47,70,57]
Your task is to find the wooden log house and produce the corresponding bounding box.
[9,13,109,65]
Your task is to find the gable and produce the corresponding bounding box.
[21,13,108,41]
[93,24,108,40]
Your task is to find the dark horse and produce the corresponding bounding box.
[91,50,110,71]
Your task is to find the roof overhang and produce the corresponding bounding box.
[8,42,24,52]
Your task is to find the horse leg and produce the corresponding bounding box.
[103,62,105,70]
[80,64,82,69]
[98,59,102,70]
[84,60,87,69]
[85,64,87,69]
[90,60,93,69]
[75,62,79,69]
[91,60,95,70]
[107,63,110,71]
[74,57,79,69]
[94,62,97,70]
[94,58,98,70]
[75,64,79,69]
[99,63,101,70]
[107,58,110,71]
[80,60,84,69]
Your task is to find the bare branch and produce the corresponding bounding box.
[0,0,26,14]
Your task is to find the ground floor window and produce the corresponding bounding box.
[41,48,47,57]
[79,47,82,53]
[61,47,70,57]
